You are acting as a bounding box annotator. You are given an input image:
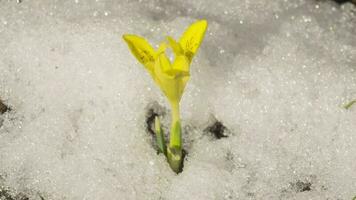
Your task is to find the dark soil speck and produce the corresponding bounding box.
[293,180,312,192]
[205,120,228,139]
[0,100,10,114]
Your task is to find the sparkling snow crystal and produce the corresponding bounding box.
[0,0,355,199]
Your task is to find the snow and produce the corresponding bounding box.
[0,0,355,199]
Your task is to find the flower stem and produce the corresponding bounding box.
[170,101,181,148]
[167,101,183,173]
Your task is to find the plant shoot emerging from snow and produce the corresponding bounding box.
[344,99,356,110]
[123,20,208,173]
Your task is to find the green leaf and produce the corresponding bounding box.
[154,116,167,156]
[344,100,356,110]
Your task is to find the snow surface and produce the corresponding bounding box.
[0,0,355,199]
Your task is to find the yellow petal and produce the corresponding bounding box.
[157,42,167,54]
[172,55,189,75]
[158,53,173,75]
[179,20,208,60]
[152,55,190,104]
[154,56,178,101]
[122,34,156,72]
[166,36,183,56]
[178,76,189,99]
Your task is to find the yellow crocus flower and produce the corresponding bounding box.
[123,19,208,173]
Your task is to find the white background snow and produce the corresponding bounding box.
[0,0,355,199]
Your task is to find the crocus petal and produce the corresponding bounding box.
[179,20,208,61]
[122,20,208,105]
[157,42,167,55]
[167,36,183,56]
[158,53,173,75]
[172,55,189,75]
[177,76,189,100]
[122,34,156,73]
[154,56,181,102]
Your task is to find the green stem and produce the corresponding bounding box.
[170,101,181,148]
[167,101,183,173]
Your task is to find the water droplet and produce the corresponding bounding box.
[303,16,311,23]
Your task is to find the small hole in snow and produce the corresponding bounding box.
[176,149,187,174]
[315,0,356,5]
[144,102,168,153]
[0,100,10,114]
[331,0,356,5]
[145,108,158,136]
[205,119,228,139]
[145,102,166,136]
[292,180,312,192]
[144,102,188,173]
[0,186,30,200]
